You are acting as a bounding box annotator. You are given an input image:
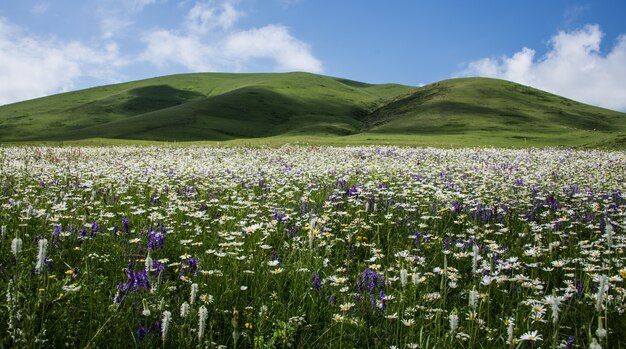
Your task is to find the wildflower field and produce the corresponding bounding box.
[1,146,625,348]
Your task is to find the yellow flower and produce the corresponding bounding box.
[619,269,626,279]
[245,323,253,330]
[65,269,74,275]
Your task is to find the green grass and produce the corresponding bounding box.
[1,73,625,148]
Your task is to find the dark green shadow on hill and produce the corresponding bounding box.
[49,86,369,141]
[66,85,206,118]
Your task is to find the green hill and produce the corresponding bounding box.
[0,72,624,148]
[358,78,626,148]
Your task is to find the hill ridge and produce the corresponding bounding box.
[0,72,624,148]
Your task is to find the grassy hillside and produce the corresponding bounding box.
[0,72,411,141]
[0,73,624,148]
[360,78,626,148]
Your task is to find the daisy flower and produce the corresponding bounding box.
[518,330,542,342]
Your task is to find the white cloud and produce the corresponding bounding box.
[140,0,322,73]
[224,25,322,72]
[0,18,124,105]
[186,1,241,33]
[142,30,217,71]
[462,25,626,111]
[97,0,157,39]
[100,17,133,39]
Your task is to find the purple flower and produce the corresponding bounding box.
[122,218,130,234]
[362,268,385,293]
[312,272,321,290]
[116,261,150,295]
[137,320,162,342]
[147,230,165,250]
[546,195,560,211]
[575,279,584,298]
[152,259,165,276]
[136,326,146,341]
[180,257,198,276]
[128,269,150,291]
[346,185,361,197]
[51,225,62,248]
[451,200,463,214]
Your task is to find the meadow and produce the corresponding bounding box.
[1,145,625,348]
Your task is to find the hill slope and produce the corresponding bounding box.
[357,77,626,147]
[0,72,411,141]
[0,73,624,147]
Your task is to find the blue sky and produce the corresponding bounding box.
[1,0,626,110]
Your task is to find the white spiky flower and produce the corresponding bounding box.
[11,237,22,257]
[505,318,515,345]
[544,294,562,325]
[180,302,190,318]
[144,252,153,272]
[596,317,606,340]
[35,238,48,274]
[190,283,198,304]
[604,219,614,248]
[596,275,609,312]
[142,299,151,317]
[472,244,480,275]
[198,305,208,340]
[400,269,408,287]
[468,287,479,310]
[449,310,459,332]
[590,338,603,349]
[161,310,172,342]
